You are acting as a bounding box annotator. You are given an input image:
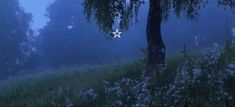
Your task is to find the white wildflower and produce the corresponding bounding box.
[57,87,64,96]
[65,98,74,107]
[192,68,202,79]
[228,64,235,69]
[204,45,221,65]
[79,89,98,100]
[224,64,235,77]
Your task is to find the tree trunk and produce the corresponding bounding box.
[146,0,165,71]
[146,1,166,103]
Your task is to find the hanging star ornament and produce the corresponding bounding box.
[113,29,122,38]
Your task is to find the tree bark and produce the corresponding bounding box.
[146,1,166,103]
[146,0,165,71]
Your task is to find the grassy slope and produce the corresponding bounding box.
[0,46,234,107]
[0,61,146,107]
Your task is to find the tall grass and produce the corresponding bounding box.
[0,61,145,107]
[0,43,235,107]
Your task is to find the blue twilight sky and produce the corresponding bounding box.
[19,0,54,31]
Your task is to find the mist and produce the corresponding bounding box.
[1,0,235,106]
[0,0,230,80]
[19,0,234,65]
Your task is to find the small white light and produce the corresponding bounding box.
[68,25,73,30]
[232,27,235,36]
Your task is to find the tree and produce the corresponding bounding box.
[0,0,33,76]
[39,0,113,67]
[82,0,235,101]
[39,0,82,67]
[83,0,208,72]
[218,0,235,9]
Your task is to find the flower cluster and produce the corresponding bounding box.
[65,98,74,107]
[225,64,235,77]
[79,45,235,106]
[79,88,98,101]
[204,45,222,65]
[103,71,152,106]
[169,46,235,106]
[50,86,74,107]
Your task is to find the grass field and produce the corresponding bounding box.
[0,61,146,107]
[0,45,235,107]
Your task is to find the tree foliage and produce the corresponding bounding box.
[83,0,211,37]
[83,0,143,36]
[0,0,33,76]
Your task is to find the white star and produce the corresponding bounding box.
[113,29,122,38]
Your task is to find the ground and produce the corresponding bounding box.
[0,44,235,107]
